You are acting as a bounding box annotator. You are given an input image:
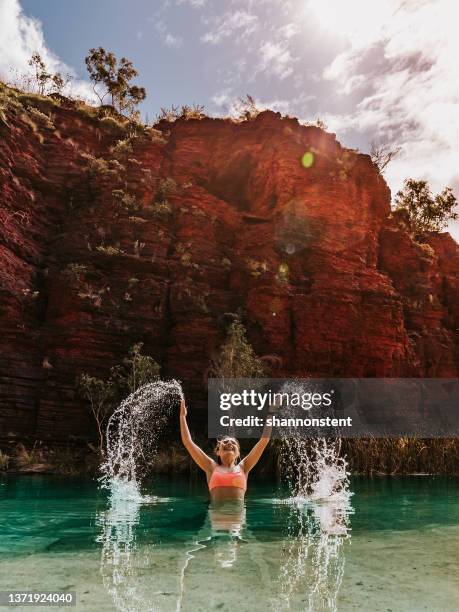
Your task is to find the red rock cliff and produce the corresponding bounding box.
[1,91,458,440]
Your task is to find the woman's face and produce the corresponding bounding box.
[217,437,239,462]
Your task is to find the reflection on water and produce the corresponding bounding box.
[97,484,352,612]
[275,498,352,612]
[2,476,458,612]
[96,487,145,612]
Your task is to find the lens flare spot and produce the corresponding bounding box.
[270,297,283,315]
[301,151,314,169]
[278,263,289,281]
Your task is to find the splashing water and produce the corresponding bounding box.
[281,437,350,503]
[97,380,182,611]
[100,380,183,495]
[278,381,350,503]
[274,381,352,611]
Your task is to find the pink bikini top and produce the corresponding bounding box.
[208,466,247,491]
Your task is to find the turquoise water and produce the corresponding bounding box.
[0,475,458,611]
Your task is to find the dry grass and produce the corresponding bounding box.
[128,437,459,477]
[0,450,10,470]
[3,437,457,477]
[15,442,45,467]
[341,437,459,475]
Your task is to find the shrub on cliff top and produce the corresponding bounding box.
[85,47,146,117]
[370,141,401,174]
[28,52,71,95]
[157,103,206,122]
[394,179,458,237]
[6,53,71,97]
[234,94,260,121]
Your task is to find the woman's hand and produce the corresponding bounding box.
[180,398,187,417]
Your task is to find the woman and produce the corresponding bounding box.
[180,398,272,500]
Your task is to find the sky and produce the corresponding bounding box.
[1,0,458,240]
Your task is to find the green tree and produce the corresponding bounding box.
[77,343,160,452]
[77,373,117,453]
[209,315,267,379]
[115,342,160,394]
[85,47,146,115]
[394,179,458,236]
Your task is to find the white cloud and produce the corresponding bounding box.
[257,41,295,80]
[201,10,258,44]
[210,90,316,120]
[307,0,459,239]
[211,90,232,107]
[177,0,206,7]
[165,33,183,48]
[155,18,183,48]
[0,0,93,100]
[278,22,300,40]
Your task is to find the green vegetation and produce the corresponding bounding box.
[176,244,200,270]
[63,262,87,284]
[112,189,140,214]
[209,315,267,379]
[111,137,134,157]
[148,200,172,215]
[96,245,126,256]
[0,450,10,470]
[77,282,109,308]
[146,177,176,216]
[15,443,43,467]
[342,437,459,475]
[157,177,177,199]
[77,374,117,454]
[85,47,146,117]
[157,103,206,122]
[394,179,458,236]
[77,343,160,452]
[28,106,54,129]
[235,94,260,121]
[85,155,111,176]
[99,115,129,134]
[116,342,161,394]
[28,52,71,95]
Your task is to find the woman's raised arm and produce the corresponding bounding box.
[240,417,273,473]
[180,399,215,474]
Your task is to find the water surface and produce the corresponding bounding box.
[0,475,458,611]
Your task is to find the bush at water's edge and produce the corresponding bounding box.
[1,437,458,477]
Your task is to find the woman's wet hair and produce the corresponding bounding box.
[214,436,240,464]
